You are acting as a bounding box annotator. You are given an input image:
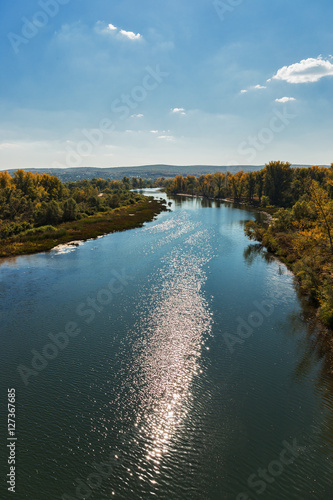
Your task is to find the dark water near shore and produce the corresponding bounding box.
[1,189,333,500]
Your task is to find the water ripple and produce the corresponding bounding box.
[119,218,214,489]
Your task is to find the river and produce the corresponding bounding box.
[1,189,332,499]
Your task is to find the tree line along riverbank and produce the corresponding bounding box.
[2,163,333,329]
[0,170,167,258]
[163,161,333,328]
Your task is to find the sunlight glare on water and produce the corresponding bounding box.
[125,218,214,483]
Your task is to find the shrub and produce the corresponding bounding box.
[261,195,270,208]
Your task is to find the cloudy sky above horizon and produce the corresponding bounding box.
[0,0,333,170]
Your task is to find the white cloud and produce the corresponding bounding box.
[131,113,144,118]
[158,135,175,142]
[240,85,266,94]
[271,56,333,83]
[96,22,142,41]
[119,29,142,41]
[171,107,186,115]
[150,130,159,134]
[275,97,296,103]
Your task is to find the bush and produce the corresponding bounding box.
[0,221,32,238]
[23,225,57,235]
[272,208,292,231]
[291,200,312,222]
[261,195,270,208]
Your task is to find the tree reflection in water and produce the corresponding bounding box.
[244,241,333,451]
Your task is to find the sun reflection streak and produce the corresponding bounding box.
[130,227,213,477]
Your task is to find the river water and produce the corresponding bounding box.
[1,189,332,499]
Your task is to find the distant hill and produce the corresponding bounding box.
[5,164,326,183]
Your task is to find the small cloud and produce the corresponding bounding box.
[171,107,186,115]
[158,135,175,142]
[130,113,144,118]
[275,97,296,103]
[240,85,266,93]
[272,56,333,83]
[150,130,159,134]
[96,21,142,41]
[119,29,142,41]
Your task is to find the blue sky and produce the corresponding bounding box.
[1,0,333,169]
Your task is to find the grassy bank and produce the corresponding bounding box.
[0,198,167,258]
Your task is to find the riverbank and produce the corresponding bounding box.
[245,213,333,332]
[0,198,167,258]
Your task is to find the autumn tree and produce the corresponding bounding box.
[244,172,256,201]
[255,170,264,203]
[308,181,333,254]
[213,172,225,198]
[230,171,245,201]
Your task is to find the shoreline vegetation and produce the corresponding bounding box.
[0,171,167,258]
[163,161,333,329]
[2,163,333,330]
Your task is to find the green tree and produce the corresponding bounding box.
[63,198,78,222]
[264,161,292,206]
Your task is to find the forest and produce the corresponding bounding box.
[164,161,333,328]
[0,170,165,257]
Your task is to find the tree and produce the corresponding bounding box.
[0,171,12,189]
[255,170,264,203]
[122,176,131,189]
[34,201,63,226]
[170,175,185,193]
[244,172,256,201]
[230,171,245,201]
[186,175,196,195]
[213,172,225,198]
[264,161,292,206]
[63,198,78,222]
[308,181,333,254]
